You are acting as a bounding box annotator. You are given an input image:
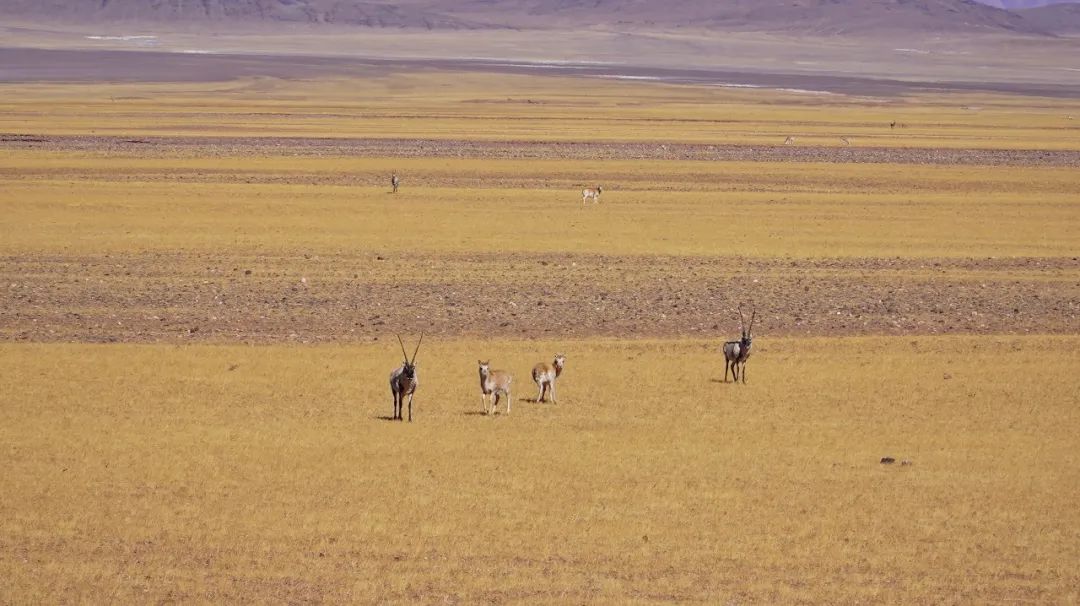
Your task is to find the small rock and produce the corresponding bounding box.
[880,457,895,464]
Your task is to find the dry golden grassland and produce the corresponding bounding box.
[1,155,1077,259]
[2,70,1079,603]
[2,337,1078,603]
[2,73,1080,148]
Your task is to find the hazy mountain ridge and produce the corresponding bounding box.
[975,0,1080,9]
[0,0,497,29]
[0,0,1057,34]
[1013,1,1080,31]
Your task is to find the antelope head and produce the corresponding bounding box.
[397,333,423,378]
[738,305,756,346]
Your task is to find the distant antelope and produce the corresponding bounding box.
[532,353,566,404]
[783,136,796,145]
[890,121,897,129]
[478,360,513,415]
[840,137,850,146]
[391,173,400,193]
[389,333,423,421]
[582,185,603,205]
[723,306,755,384]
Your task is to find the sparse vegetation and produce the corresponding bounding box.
[1,68,1077,603]
[1,338,1078,602]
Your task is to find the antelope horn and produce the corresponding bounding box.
[738,305,746,335]
[748,306,756,334]
[411,332,424,363]
[397,334,409,362]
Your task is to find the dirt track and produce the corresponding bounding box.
[4,134,1080,167]
[2,252,1075,344]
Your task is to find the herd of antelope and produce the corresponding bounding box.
[382,176,756,421]
[386,310,753,422]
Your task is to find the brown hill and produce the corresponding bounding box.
[1017,1,1080,32]
[0,0,1046,34]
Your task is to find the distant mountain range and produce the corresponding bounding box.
[1012,0,1080,32]
[2,0,1078,34]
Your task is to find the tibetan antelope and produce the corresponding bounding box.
[478,360,513,415]
[389,333,423,421]
[532,353,565,404]
[582,185,603,205]
[723,306,755,384]
[840,137,851,146]
[391,173,400,193]
[784,136,796,145]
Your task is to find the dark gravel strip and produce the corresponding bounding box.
[2,252,1076,344]
[3,134,1079,167]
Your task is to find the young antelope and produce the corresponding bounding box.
[582,186,603,205]
[478,360,513,415]
[531,353,566,404]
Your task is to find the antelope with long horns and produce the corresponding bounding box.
[532,353,565,404]
[723,306,755,384]
[391,173,400,194]
[478,360,513,415]
[582,185,602,205]
[389,333,423,421]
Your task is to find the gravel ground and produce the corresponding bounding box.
[4,134,1080,167]
[2,252,1076,344]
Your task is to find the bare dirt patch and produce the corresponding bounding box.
[4,134,1080,166]
[2,252,1075,344]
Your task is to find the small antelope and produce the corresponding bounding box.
[532,353,565,404]
[784,136,796,145]
[389,333,423,421]
[840,137,850,146]
[478,360,512,415]
[391,173,400,193]
[723,306,755,384]
[582,185,603,205]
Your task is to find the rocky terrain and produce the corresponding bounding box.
[4,135,1080,167]
[2,251,1076,344]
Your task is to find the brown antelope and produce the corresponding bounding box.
[478,360,512,415]
[389,333,422,421]
[783,136,796,145]
[391,173,400,193]
[532,354,565,403]
[723,306,755,384]
[582,185,603,205]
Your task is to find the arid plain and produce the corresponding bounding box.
[1,59,1079,603]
